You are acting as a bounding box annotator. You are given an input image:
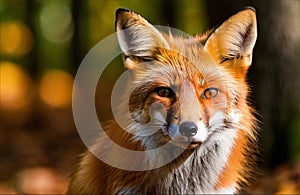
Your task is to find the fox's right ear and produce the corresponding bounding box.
[204,7,257,77]
[115,8,170,69]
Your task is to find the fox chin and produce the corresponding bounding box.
[68,7,259,195]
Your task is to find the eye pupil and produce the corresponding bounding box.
[202,87,218,99]
[157,87,171,97]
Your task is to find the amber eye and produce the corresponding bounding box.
[202,87,219,99]
[156,87,173,98]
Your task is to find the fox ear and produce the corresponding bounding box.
[204,7,257,76]
[115,8,170,68]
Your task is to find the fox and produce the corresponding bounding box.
[68,7,258,194]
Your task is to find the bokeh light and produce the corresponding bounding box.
[0,62,33,110]
[0,21,33,56]
[16,167,68,194]
[38,69,73,108]
[39,2,74,44]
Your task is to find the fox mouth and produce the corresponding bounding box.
[160,127,203,149]
[170,139,202,149]
[188,141,202,148]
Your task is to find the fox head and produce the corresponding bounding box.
[115,8,257,150]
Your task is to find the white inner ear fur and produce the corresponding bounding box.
[116,18,170,59]
[204,9,257,66]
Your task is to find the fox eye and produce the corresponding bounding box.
[202,87,219,99]
[156,87,173,98]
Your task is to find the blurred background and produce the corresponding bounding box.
[0,0,299,194]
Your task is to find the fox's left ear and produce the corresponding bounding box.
[115,8,170,69]
[204,7,257,77]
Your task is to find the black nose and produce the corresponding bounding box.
[179,121,198,137]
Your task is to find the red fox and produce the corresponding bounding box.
[68,7,258,194]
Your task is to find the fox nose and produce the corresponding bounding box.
[179,121,198,137]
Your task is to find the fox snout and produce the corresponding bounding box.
[178,121,198,137]
[168,119,208,148]
[168,81,209,146]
